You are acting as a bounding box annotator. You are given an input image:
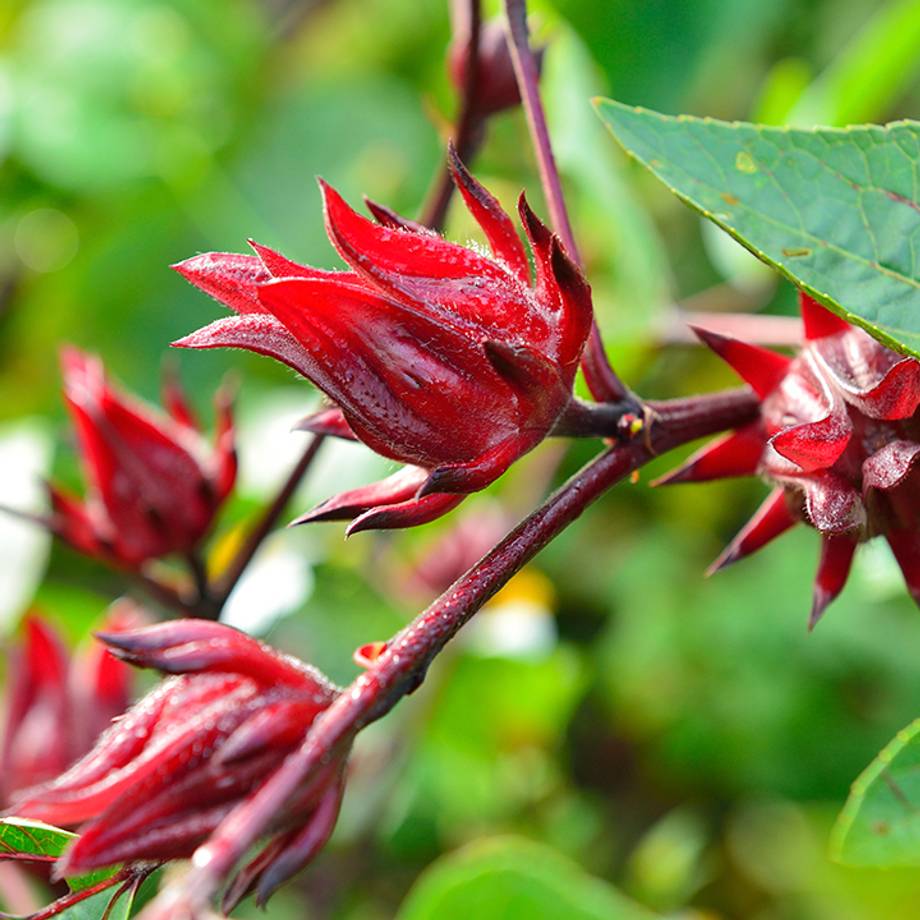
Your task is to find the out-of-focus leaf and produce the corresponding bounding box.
[55,867,161,920]
[0,817,110,891]
[380,650,585,854]
[596,99,920,356]
[9,0,265,191]
[832,718,920,866]
[788,0,920,126]
[596,521,920,798]
[395,836,655,920]
[752,58,812,125]
[624,809,711,910]
[0,816,75,860]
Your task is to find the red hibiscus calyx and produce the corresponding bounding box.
[11,620,346,909]
[658,291,920,626]
[33,349,237,567]
[447,12,544,122]
[1,609,135,804]
[173,148,598,534]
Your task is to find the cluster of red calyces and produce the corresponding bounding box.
[660,292,920,625]
[47,348,236,566]
[173,150,593,534]
[11,621,344,911]
[1,611,134,803]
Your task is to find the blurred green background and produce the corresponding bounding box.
[3,0,920,917]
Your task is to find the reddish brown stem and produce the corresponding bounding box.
[420,0,483,231]
[502,0,625,403]
[3,866,134,920]
[128,568,197,618]
[151,387,757,913]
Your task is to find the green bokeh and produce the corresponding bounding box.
[3,1,920,918]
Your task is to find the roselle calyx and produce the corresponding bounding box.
[37,349,236,567]
[1,608,134,803]
[174,150,594,533]
[447,14,544,122]
[11,621,346,908]
[659,292,920,625]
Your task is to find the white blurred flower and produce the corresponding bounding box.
[0,420,52,631]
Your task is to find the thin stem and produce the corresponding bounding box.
[128,568,196,618]
[1,867,134,920]
[155,387,757,909]
[185,552,210,600]
[502,0,625,404]
[550,396,643,439]
[214,434,325,606]
[659,310,802,347]
[420,0,483,231]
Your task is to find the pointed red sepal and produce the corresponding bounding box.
[161,362,198,431]
[419,434,540,497]
[549,238,595,373]
[172,314,315,380]
[212,383,237,502]
[848,358,920,421]
[96,621,337,693]
[291,467,428,526]
[653,422,765,485]
[809,535,857,629]
[447,144,530,284]
[254,775,345,907]
[1,617,72,797]
[707,488,797,575]
[319,178,511,293]
[798,473,864,534]
[171,253,269,315]
[517,193,562,321]
[292,406,357,441]
[769,410,852,472]
[692,326,791,399]
[247,240,356,283]
[886,529,920,607]
[47,484,108,558]
[222,834,288,915]
[800,292,849,340]
[11,675,241,825]
[862,440,920,492]
[214,699,316,766]
[363,197,426,233]
[346,491,465,535]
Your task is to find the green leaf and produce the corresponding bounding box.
[55,868,162,920]
[395,836,656,920]
[594,98,920,356]
[832,718,920,866]
[787,0,920,127]
[0,817,116,892]
[0,816,76,861]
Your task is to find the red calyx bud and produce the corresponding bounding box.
[48,349,236,567]
[2,612,134,803]
[174,150,593,533]
[447,16,543,120]
[659,291,920,625]
[12,621,344,906]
